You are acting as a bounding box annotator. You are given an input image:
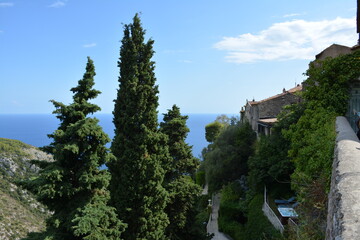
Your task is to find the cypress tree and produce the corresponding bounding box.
[108,14,169,240]
[21,57,125,240]
[160,105,201,239]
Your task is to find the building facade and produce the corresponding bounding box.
[241,85,302,135]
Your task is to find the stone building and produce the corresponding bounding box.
[241,84,302,135]
[315,44,352,61]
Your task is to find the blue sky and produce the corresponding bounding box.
[0,0,357,114]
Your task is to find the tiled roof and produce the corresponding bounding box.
[248,84,302,105]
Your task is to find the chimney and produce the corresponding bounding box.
[240,107,245,123]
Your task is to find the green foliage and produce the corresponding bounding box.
[196,171,206,187]
[160,105,200,181]
[303,51,360,114]
[0,138,31,158]
[218,218,245,240]
[21,57,125,239]
[286,51,360,187]
[188,194,213,240]
[280,50,360,239]
[109,14,169,240]
[285,108,336,189]
[247,103,304,193]
[165,176,203,239]
[284,51,350,201]
[243,194,282,240]
[215,114,233,126]
[160,105,203,239]
[205,121,223,143]
[218,183,247,240]
[218,184,281,240]
[204,121,256,193]
[248,132,293,193]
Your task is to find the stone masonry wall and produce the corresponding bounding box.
[257,93,300,119]
[326,116,360,240]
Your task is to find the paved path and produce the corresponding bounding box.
[207,193,232,240]
[202,184,208,195]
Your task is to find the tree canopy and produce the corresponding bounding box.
[108,14,170,240]
[160,105,202,239]
[21,57,125,240]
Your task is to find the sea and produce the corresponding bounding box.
[0,113,233,159]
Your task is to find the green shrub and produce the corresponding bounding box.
[196,171,206,187]
[244,194,282,240]
[0,138,31,158]
[279,48,360,239]
[284,107,336,196]
[204,122,255,193]
[218,182,247,239]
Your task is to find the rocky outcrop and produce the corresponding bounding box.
[0,139,52,178]
[0,138,52,240]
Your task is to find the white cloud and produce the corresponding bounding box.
[214,17,357,63]
[283,13,302,18]
[0,2,14,7]
[48,1,66,8]
[83,43,97,48]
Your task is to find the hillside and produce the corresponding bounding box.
[0,138,52,240]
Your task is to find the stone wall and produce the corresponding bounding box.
[326,116,360,240]
[257,93,300,119]
[262,201,284,233]
[243,91,301,135]
[244,102,259,132]
[315,44,352,61]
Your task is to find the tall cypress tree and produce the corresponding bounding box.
[21,57,125,240]
[108,14,169,240]
[160,105,202,240]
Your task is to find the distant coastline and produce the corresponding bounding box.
[0,113,237,158]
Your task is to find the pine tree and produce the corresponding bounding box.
[108,14,169,240]
[160,105,202,239]
[21,57,125,240]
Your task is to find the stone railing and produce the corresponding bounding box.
[326,116,360,240]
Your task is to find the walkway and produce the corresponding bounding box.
[207,193,232,240]
[202,184,208,195]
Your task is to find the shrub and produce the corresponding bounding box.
[196,171,206,187]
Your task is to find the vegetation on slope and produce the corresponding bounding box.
[203,119,256,193]
[279,50,360,239]
[0,138,50,240]
[202,50,360,240]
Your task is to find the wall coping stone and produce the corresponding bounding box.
[326,116,360,240]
